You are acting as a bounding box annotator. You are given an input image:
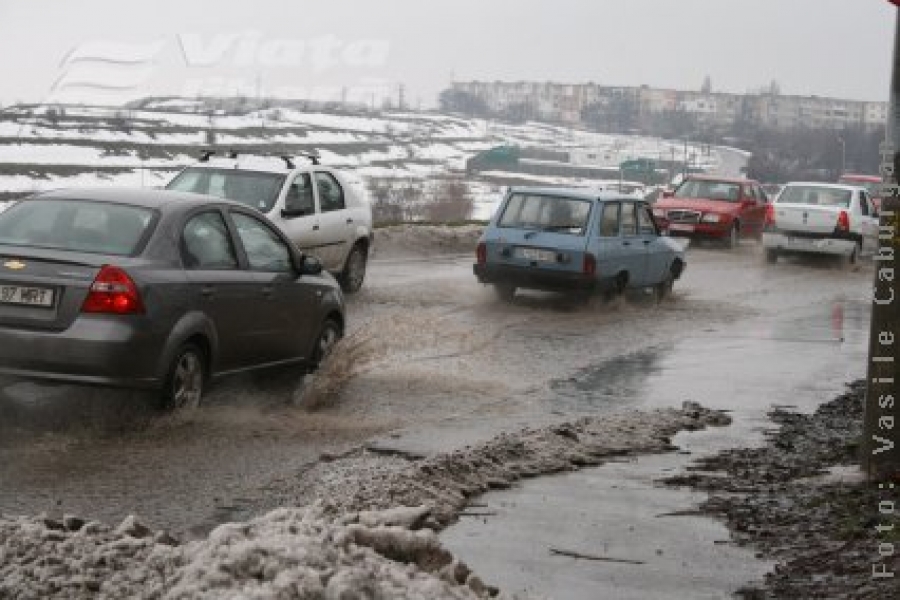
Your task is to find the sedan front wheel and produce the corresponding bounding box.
[311,319,342,369]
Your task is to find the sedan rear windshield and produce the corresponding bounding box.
[498,193,592,235]
[674,179,742,202]
[777,186,851,208]
[167,168,286,212]
[0,199,155,256]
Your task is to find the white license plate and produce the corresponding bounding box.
[668,224,695,232]
[519,247,557,262]
[0,284,55,307]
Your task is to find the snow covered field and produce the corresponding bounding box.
[0,100,718,220]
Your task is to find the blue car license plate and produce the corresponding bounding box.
[518,247,556,262]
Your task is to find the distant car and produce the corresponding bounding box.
[0,188,345,409]
[473,187,685,301]
[838,174,883,210]
[167,153,374,293]
[653,175,769,248]
[761,183,783,201]
[761,182,880,265]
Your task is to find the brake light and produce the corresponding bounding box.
[81,265,144,314]
[837,210,850,232]
[582,253,597,276]
[764,203,775,227]
[476,242,486,265]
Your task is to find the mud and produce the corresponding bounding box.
[663,381,899,599]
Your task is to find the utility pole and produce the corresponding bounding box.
[862,5,900,480]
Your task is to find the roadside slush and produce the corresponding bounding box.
[664,381,899,599]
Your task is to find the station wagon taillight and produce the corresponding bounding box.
[476,242,487,265]
[582,253,597,276]
[836,210,850,232]
[764,203,775,227]
[81,266,145,314]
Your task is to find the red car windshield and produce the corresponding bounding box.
[674,179,742,202]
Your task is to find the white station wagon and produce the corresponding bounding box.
[167,153,374,292]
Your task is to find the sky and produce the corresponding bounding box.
[0,0,895,107]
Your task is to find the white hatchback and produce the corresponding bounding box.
[167,153,374,292]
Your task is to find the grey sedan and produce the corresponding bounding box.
[0,188,345,409]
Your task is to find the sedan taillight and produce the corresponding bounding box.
[81,265,145,314]
[476,242,487,265]
[836,210,850,232]
[582,253,597,276]
[764,203,775,227]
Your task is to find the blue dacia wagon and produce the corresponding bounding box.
[474,187,686,301]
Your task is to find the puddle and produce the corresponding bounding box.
[441,298,871,599]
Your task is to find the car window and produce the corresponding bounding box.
[285,173,315,214]
[777,186,851,208]
[598,202,620,237]
[498,193,592,235]
[167,168,286,212]
[314,172,346,213]
[0,199,154,256]
[182,211,238,270]
[621,202,637,236]
[637,204,657,235]
[231,212,293,272]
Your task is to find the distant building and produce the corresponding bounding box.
[449,81,888,131]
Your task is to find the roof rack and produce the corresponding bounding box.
[196,150,320,169]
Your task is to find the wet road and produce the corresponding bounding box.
[0,240,874,543]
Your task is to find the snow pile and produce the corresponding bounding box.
[281,403,733,528]
[0,506,496,599]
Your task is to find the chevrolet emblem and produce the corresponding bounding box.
[3,260,25,270]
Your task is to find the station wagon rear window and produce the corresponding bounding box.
[0,199,155,256]
[498,194,592,235]
[167,168,286,212]
[777,186,851,208]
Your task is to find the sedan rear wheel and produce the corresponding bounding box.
[161,343,205,411]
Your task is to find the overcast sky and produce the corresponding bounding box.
[0,0,895,107]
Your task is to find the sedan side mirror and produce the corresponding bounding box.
[299,254,323,276]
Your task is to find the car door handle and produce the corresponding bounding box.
[643,240,651,245]
[622,241,631,246]
[261,286,273,297]
[346,218,353,224]
[201,286,215,297]
[312,225,320,231]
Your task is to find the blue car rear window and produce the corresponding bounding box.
[498,194,592,235]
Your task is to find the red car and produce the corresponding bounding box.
[652,175,769,248]
[838,174,883,210]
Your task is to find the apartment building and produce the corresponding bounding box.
[449,81,888,131]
